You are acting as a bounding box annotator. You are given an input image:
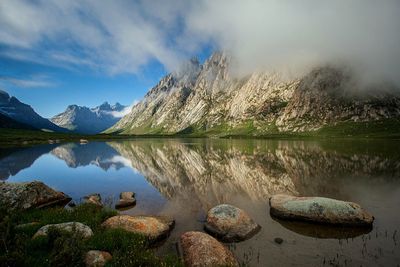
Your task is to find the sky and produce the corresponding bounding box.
[0,0,399,118]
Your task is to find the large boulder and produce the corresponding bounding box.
[180,231,238,267]
[33,222,93,239]
[204,204,261,242]
[102,215,174,242]
[85,250,112,267]
[115,191,136,209]
[269,194,374,226]
[0,181,71,211]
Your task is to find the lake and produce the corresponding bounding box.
[1,138,399,266]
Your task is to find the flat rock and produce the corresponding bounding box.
[204,204,261,242]
[269,194,374,226]
[0,181,71,212]
[115,191,136,209]
[83,193,102,207]
[120,191,135,200]
[85,250,112,267]
[102,215,174,242]
[180,231,238,267]
[33,222,93,239]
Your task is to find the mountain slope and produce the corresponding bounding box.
[0,112,37,130]
[51,102,127,134]
[0,90,68,132]
[109,52,400,135]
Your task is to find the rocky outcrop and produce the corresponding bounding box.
[85,250,112,267]
[102,215,174,242]
[204,204,260,242]
[180,231,238,267]
[0,181,71,211]
[269,194,374,226]
[109,53,400,135]
[33,222,93,239]
[115,191,136,209]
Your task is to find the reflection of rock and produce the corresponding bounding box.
[51,142,123,170]
[269,194,374,226]
[115,192,136,210]
[0,181,71,211]
[272,218,372,239]
[0,144,57,180]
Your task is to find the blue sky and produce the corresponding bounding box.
[0,1,398,118]
[0,1,214,118]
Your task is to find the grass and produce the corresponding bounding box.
[0,204,182,267]
[1,118,400,149]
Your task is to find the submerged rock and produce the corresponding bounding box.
[0,181,71,211]
[269,194,374,226]
[33,222,93,239]
[115,191,136,209]
[180,231,238,267]
[204,204,261,242]
[85,250,112,267]
[83,193,102,207]
[102,215,174,242]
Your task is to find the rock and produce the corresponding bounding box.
[115,191,136,209]
[83,193,102,207]
[274,237,283,244]
[120,191,134,200]
[85,250,112,267]
[204,204,261,242]
[180,231,238,267]
[269,194,374,226]
[102,215,174,242]
[0,181,71,212]
[33,222,93,239]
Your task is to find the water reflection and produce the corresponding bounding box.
[1,139,400,266]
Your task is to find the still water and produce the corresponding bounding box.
[1,139,400,266]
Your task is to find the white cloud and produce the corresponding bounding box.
[0,75,56,88]
[108,102,137,118]
[0,0,399,84]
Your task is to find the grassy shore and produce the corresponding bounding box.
[1,118,400,148]
[0,204,182,267]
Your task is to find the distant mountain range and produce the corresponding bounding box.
[51,102,127,134]
[109,52,400,135]
[0,89,67,132]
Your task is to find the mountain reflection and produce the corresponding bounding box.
[51,142,125,170]
[1,139,399,207]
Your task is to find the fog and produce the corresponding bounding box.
[1,0,399,84]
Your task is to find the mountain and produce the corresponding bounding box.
[51,102,127,134]
[0,112,36,130]
[0,90,67,132]
[109,52,400,135]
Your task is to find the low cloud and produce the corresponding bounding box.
[0,0,399,84]
[107,102,137,118]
